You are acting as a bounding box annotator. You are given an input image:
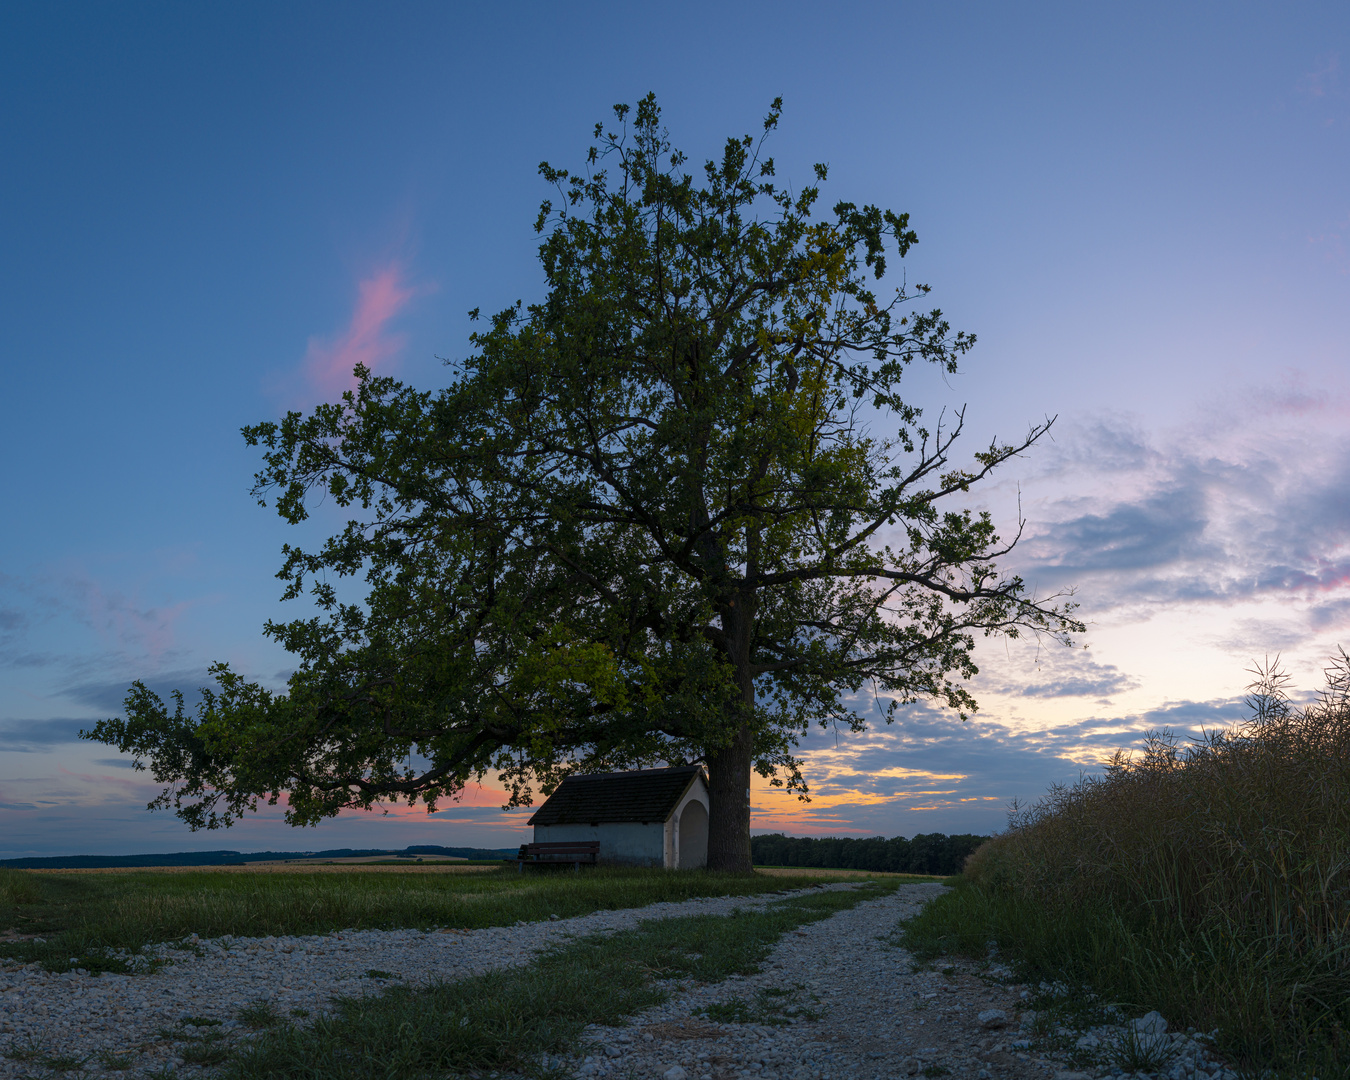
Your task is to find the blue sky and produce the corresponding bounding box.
[2,2,1348,857]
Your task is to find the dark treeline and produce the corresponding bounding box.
[751,833,988,876]
[0,846,516,870]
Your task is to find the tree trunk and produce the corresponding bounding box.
[705,589,758,873]
[705,722,754,872]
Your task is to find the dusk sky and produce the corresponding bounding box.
[2,3,1348,858]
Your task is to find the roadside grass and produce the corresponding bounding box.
[751,865,946,881]
[0,1034,85,1072]
[220,881,897,1080]
[0,866,856,973]
[898,656,1350,1080]
[696,984,823,1027]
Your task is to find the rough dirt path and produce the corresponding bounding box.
[1,880,1095,1079]
[569,881,1076,1080]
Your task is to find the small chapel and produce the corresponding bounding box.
[526,765,710,869]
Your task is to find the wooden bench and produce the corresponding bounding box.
[514,841,600,872]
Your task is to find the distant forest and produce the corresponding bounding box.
[0,845,516,870]
[750,833,988,876]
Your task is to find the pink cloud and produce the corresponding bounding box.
[327,782,517,819]
[1298,54,1340,100]
[62,572,196,664]
[303,263,422,399]
[1307,213,1350,275]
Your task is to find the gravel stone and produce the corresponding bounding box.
[977,1008,1008,1029]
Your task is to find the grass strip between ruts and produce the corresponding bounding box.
[218,880,901,1080]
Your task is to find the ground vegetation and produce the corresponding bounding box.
[898,652,1350,1077]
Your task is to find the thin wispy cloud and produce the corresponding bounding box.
[71,578,195,664]
[302,262,425,400]
[1298,53,1341,101]
[0,567,207,686]
[980,647,1138,701]
[1308,213,1350,275]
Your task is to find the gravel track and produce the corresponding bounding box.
[1,880,1230,1079]
[0,882,875,1077]
[566,881,1069,1080]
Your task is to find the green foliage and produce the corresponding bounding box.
[752,831,985,874]
[179,1038,230,1067]
[696,984,820,1027]
[2,1036,47,1062]
[1,1038,85,1072]
[900,653,1350,1078]
[1108,1025,1178,1073]
[0,868,43,905]
[237,1000,285,1030]
[84,95,1078,865]
[94,1048,139,1071]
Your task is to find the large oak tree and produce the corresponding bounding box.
[87,98,1081,871]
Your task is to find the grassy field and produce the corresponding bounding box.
[899,658,1350,1080]
[0,865,864,974]
[18,862,502,876]
[218,880,900,1079]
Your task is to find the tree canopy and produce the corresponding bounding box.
[86,96,1081,871]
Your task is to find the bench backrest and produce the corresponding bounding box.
[519,841,600,856]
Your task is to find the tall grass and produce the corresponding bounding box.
[912,653,1350,1076]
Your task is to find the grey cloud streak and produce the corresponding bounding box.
[978,646,1138,700]
[1013,419,1350,612]
[60,670,212,712]
[0,718,98,752]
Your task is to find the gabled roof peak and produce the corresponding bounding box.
[527,765,706,827]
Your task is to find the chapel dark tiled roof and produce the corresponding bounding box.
[527,766,705,826]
